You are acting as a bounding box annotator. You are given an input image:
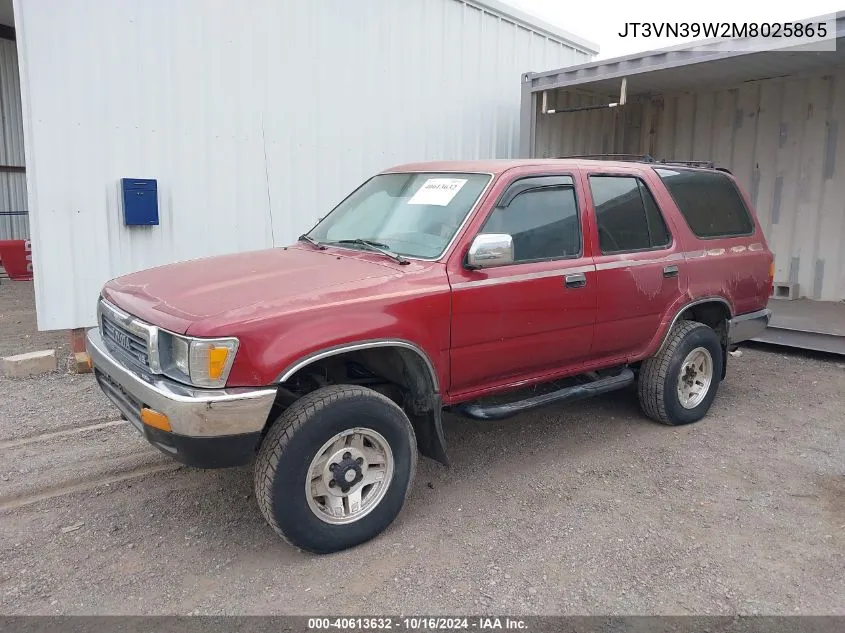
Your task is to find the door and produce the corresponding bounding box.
[582,170,688,360]
[448,174,596,394]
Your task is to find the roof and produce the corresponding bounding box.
[384,157,723,175]
[470,0,599,54]
[524,11,845,96]
[385,159,547,174]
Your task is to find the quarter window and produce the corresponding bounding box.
[481,185,580,263]
[589,176,672,254]
[655,168,753,238]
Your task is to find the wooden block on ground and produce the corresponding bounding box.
[73,351,93,374]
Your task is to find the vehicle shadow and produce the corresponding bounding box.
[436,385,652,470]
[145,386,649,549]
[188,385,655,540]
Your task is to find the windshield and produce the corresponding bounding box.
[307,172,491,259]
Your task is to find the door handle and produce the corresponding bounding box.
[564,272,587,288]
[663,265,679,278]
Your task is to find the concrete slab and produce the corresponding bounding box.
[2,349,58,377]
[754,299,845,355]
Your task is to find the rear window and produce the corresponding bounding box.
[655,168,754,238]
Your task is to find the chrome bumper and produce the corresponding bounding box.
[728,308,772,345]
[86,328,276,437]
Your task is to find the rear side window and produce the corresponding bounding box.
[655,168,753,238]
[589,176,672,254]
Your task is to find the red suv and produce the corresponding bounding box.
[87,158,773,553]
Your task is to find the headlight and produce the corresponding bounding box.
[159,331,239,388]
[171,336,190,376]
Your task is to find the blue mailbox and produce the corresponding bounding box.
[121,178,159,226]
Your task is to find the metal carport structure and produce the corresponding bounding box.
[519,13,845,354]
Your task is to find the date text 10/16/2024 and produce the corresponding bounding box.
[307,617,528,630]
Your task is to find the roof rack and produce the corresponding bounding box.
[559,154,657,163]
[558,154,719,170]
[656,159,716,169]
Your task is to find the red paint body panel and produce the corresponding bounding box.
[101,159,773,402]
[105,246,450,388]
[103,247,399,334]
[628,169,773,361]
[446,165,597,394]
[576,166,691,361]
[222,254,452,387]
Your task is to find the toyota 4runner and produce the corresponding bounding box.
[87,158,773,553]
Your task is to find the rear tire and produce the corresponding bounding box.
[638,320,723,426]
[254,385,417,554]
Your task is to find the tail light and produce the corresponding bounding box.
[768,259,775,297]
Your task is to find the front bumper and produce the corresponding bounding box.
[728,308,772,345]
[86,328,277,468]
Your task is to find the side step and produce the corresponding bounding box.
[450,368,635,421]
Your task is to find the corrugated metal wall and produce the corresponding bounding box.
[14,0,592,330]
[533,69,845,302]
[0,36,27,241]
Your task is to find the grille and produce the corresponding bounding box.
[101,314,150,367]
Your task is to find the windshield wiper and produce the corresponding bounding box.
[331,239,409,265]
[298,234,326,249]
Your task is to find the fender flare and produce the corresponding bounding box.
[274,339,449,466]
[654,296,733,356]
[275,338,439,390]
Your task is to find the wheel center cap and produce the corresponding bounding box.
[328,453,364,493]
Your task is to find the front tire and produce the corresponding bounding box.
[638,320,723,426]
[254,385,417,554]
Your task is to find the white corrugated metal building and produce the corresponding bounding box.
[6,0,595,332]
[520,14,845,353]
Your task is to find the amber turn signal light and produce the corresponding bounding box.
[206,346,230,381]
[140,407,172,432]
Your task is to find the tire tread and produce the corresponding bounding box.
[253,385,416,549]
[638,320,709,426]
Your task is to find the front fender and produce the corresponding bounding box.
[224,295,451,388]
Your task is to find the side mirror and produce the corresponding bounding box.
[466,233,514,269]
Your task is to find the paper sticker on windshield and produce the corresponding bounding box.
[407,178,468,206]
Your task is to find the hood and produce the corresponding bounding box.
[102,246,401,334]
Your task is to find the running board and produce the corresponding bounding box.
[450,368,635,421]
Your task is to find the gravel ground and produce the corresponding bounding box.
[0,280,68,361]
[0,282,843,615]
